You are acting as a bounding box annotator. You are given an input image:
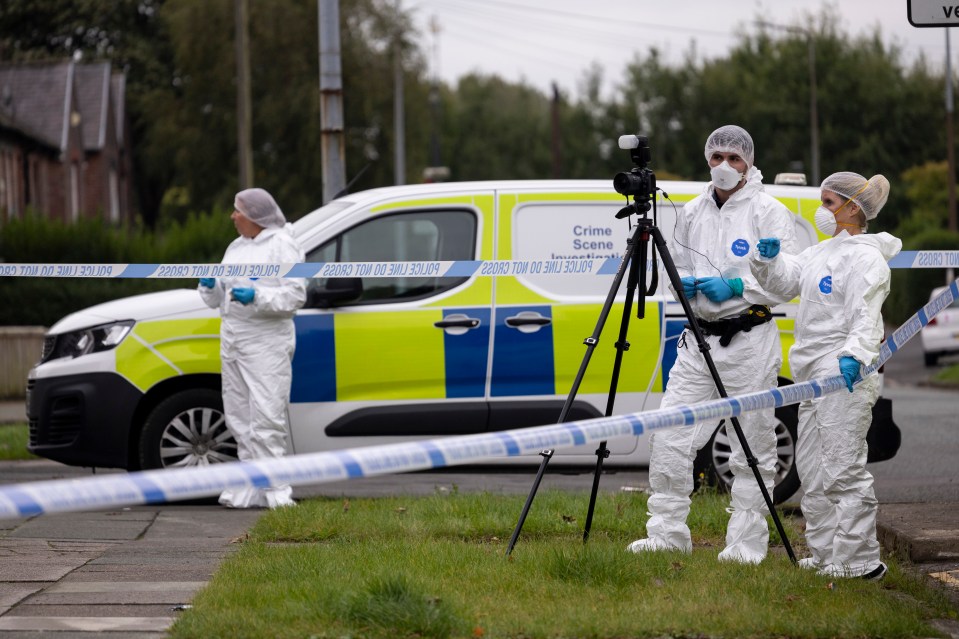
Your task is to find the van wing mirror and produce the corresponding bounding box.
[308,277,363,308]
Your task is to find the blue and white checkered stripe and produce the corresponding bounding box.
[0,279,955,520]
[1,251,956,279]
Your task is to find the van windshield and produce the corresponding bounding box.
[291,200,354,235]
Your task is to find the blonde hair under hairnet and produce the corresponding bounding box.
[704,125,755,167]
[234,188,286,229]
[820,172,889,221]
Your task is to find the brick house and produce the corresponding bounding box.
[0,59,133,224]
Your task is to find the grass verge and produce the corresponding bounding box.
[171,489,956,639]
[0,423,35,461]
[933,362,959,384]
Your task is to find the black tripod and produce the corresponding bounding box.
[505,197,796,565]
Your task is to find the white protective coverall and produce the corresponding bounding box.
[750,230,901,577]
[199,224,306,508]
[636,166,799,562]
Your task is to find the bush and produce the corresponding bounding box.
[0,211,235,326]
[884,228,959,327]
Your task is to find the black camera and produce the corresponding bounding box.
[613,135,656,217]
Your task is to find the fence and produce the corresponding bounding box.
[0,327,43,399]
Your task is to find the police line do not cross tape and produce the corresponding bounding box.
[0,278,955,521]
[0,250,957,279]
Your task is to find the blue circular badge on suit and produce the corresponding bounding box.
[731,238,750,256]
[819,275,832,294]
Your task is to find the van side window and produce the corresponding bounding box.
[304,209,476,306]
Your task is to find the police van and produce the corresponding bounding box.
[26,179,899,503]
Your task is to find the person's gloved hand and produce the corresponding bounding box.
[757,238,781,259]
[696,277,743,303]
[839,356,861,392]
[231,287,255,305]
[680,276,698,299]
[198,278,216,289]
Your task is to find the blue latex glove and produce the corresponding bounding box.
[198,278,216,289]
[839,356,861,393]
[231,287,255,305]
[757,238,781,259]
[680,276,697,299]
[696,277,743,303]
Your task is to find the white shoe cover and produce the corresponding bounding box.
[717,545,764,564]
[818,561,887,580]
[626,537,690,554]
[797,557,820,570]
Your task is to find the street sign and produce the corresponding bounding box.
[909,0,959,27]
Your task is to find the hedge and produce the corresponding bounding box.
[0,211,235,327]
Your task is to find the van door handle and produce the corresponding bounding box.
[434,313,481,336]
[504,312,552,333]
[434,317,481,329]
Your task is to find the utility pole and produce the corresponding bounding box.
[393,0,406,185]
[946,29,958,234]
[319,0,346,203]
[235,0,253,190]
[551,83,562,178]
[947,29,957,282]
[422,14,449,183]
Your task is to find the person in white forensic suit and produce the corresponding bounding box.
[626,125,799,563]
[198,188,306,509]
[750,171,901,580]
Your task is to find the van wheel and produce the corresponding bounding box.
[693,403,800,505]
[139,389,238,470]
[924,352,938,367]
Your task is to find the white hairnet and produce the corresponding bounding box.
[234,188,286,228]
[704,125,755,167]
[821,172,889,221]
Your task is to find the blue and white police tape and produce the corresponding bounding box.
[0,279,955,521]
[1,250,957,279]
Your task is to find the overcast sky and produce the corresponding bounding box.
[407,0,952,97]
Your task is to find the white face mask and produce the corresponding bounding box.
[710,161,743,191]
[814,205,837,236]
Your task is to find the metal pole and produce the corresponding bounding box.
[235,0,253,190]
[551,83,562,178]
[946,29,957,233]
[393,0,406,185]
[947,29,957,282]
[319,0,346,203]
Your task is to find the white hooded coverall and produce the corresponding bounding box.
[750,230,901,576]
[199,225,306,508]
[641,167,799,563]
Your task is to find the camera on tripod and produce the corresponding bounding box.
[613,135,656,218]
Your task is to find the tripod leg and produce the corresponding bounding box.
[583,229,646,542]
[648,226,796,564]
[506,449,553,555]
[582,440,608,542]
[506,226,642,556]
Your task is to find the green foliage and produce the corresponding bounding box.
[0,212,235,326]
[885,228,959,326]
[883,160,959,325]
[1,2,954,242]
[171,491,954,639]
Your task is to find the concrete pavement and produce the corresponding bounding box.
[0,505,259,637]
